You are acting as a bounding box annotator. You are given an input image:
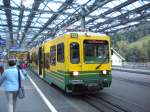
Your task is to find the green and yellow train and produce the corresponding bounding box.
[29,32,112,93]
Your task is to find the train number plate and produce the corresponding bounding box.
[88,83,98,87]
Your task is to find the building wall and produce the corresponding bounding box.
[112,53,122,66]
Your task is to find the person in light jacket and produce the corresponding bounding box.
[0,59,25,112]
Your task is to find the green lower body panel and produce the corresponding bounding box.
[44,71,66,90]
[44,70,112,93]
[66,73,112,93]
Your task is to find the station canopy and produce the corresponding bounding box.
[0,0,149,48]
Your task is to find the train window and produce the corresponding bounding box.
[31,54,33,63]
[35,54,38,65]
[33,53,36,63]
[57,43,64,62]
[50,45,56,65]
[45,53,50,68]
[84,40,109,64]
[30,54,33,63]
[70,42,80,64]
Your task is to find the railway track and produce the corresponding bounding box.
[82,95,131,112]
[81,92,150,112]
[28,69,150,112]
[103,93,150,112]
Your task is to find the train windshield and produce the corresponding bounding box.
[83,40,109,64]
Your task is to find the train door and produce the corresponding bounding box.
[38,47,43,76]
[43,52,45,67]
[43,51,46,77]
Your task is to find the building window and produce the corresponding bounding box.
[57,43,64,62]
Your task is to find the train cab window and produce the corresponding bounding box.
[50,46,56,65]
[70,42,80,64]
[84,40,109,64]
[57,43,64,62]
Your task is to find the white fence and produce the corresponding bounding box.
[121,62,150,69]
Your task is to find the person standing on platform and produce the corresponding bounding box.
[20,61,27,77]
[0,59,25,112]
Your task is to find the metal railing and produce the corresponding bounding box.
[121,62,150,69]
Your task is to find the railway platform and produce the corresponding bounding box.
[0,72,54,112]
[0,69,84,112]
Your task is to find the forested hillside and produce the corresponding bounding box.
[111,23,150,62]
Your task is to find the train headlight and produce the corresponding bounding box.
[102,70,107,75]
[73,71,79,76]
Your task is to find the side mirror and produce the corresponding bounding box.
[111,49,113,55]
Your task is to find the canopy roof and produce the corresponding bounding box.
[0,0,149,49]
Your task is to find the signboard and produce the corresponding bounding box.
[3,51,7,56]
[0,52,7,56]
[9,46,27,52]
[0,52,2,56]
[0,38,6,45]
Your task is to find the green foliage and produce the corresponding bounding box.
[111,22,150,62]
[116,40,129,57]
[112,23,150,44]
[146,40,150,61]
[111,33,127,47]
[125,46,148,62]
[113,35,150,62]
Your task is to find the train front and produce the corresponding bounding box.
[66,32,112,93]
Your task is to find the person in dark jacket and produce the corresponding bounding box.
[0,64,4,74]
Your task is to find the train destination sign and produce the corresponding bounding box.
[84,40,107,44]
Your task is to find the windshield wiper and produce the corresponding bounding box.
[96,58,107,70]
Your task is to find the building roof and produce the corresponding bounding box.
[112,48,125,61]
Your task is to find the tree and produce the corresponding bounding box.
[146,40,150,61]
[126,47,148,62]
[116,40,129,58]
